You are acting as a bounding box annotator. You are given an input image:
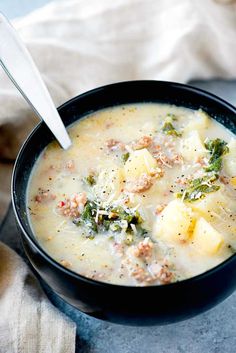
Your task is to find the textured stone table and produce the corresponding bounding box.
[1,80,236,353]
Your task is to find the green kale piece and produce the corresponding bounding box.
[103,219,111,231]
[109,207,143,225]
[161,114,181,137]
[205,158,222,173]
[176,176,220,202]
[177,139,229,202]
[204,138,229,174]
[136,225,148,237]
[85,174,96,186]
[74,199,145,240]
[162,122,181,137]
[109,222,122,232]
[121,152,130,163]
[204,138,229,164]
[80,201,98,233]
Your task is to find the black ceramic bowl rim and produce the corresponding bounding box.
[11,80,236,290]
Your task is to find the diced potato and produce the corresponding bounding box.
[94,167,124,201]
[181,131,207,162]
[124,148,157,180]
[223,138,236,177]
[153,200,194,243]
[184,110,210,137]
[192,217,224,255]
[191,189,236,221]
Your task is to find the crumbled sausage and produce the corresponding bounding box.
[35,188,56,203]
[132,136,153,150]
[106,139,125,151]
[60,260,72,268]
[57,192,87,218]
[153,150,183,167]
[134,238,154,260]
[154,144,161,151]
[158,263,173,284]
[172,154,183,164]
[126,173,153,193]
[131,267,149,283]
[65,159,75,171]
[219,175,229,185]
[131,262,173,285]
[113,242,125,257]
[154,152,172,168]
[175,177,189,186]
[196,156,208,166]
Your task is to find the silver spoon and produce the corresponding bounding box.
[0,13,71,150]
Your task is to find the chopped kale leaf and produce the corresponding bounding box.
[136,225,148,237]
[162,122,181,137]
[204,138,229,164]
[161,115,181,137]
[122,152,130,163]
[205,157,222,173]
[80,201,98,233]
[203,138,229,175]
[176,139,229,202]
[74,200,146,240]
[176,175,220,202]
[85,174,96,186]
[109,206,143,225]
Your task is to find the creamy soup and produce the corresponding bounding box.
[27,103,236,286]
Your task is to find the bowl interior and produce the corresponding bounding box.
[12,80,236,277]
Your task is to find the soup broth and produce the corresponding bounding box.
[27,103,236,286]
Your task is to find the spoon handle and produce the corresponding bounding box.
[0,13,71,150]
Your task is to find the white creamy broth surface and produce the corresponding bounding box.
[27,103,236,286]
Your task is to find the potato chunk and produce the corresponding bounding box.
[191,189,236,221]
[181,131,207,162]
[94,167,124,202]
[192,217,223,255]
[223,138,236,177]
[124,148,157,180]
[184,110,210,137]
[153,200,194,243]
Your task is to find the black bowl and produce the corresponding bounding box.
[12,80,236,326]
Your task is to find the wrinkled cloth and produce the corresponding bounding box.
[0,243,76,353]
[1,0,236,352]
[1,0,236,162]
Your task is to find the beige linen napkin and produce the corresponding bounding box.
[0,243,75,353]
[1,0,236,352]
